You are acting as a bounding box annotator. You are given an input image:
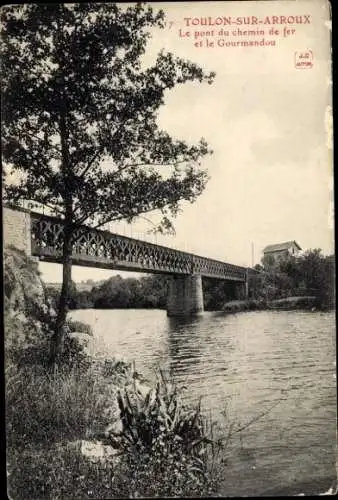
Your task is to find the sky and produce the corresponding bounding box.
[39,0,334,283]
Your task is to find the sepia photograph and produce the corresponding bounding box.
[2,1,336,498]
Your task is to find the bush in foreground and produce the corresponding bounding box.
[109,370,223,496]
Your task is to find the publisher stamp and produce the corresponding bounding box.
[294,50,313,68]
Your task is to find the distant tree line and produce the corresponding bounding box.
[46,274,238,312]
[46,275,166,311]
[250,249,335,309]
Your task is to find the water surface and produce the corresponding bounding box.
[71,308,336,496]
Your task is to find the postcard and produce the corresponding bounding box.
[2,1,335,498]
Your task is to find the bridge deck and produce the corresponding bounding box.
[30,212,247,281]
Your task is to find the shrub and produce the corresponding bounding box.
[108,370,222,496]
[7,438,222,500]
[61,335,93,372]
[4,307,53,367]
[116,376,208,452]
[65,319,93,336]
[111,443,221,498]
[101,358,133,384]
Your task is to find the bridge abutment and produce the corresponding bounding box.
[3,205,32,256]
[167,274,204,317]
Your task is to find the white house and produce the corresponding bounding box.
[263,241,302,263]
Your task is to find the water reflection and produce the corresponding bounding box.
[166,315,206,378]
[165,313,236,412]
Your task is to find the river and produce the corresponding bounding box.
[70,308,337,497]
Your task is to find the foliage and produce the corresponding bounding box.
[116,370,210,453]
[107,370,222,496]
[60,336,92,372]
[203,278,237,310]
[45,274,170,310]
[46,281,78,309]
[46,274,240,311]
[91,274,169,309]
[250,250,335,308]
[2,3,214,228]
[2,3,215,359]
[261,253,275,268]
[65,318,93,336]
[111,442,221,498]
[72,289,96,309]
[7,438,221,499]
[297,250,335,307]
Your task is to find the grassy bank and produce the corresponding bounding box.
[6,349,224,498]
[266,296,318,310]
[223,296,322,314]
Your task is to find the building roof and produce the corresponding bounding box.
[263,241,302,253]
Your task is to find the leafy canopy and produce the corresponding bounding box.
[2,3,215,233]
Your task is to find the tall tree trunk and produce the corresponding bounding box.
[49,106,73,366]
[49,225,73,365]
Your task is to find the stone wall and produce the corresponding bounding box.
[3,205,31,256]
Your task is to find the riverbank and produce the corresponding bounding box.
[223,296,321,313]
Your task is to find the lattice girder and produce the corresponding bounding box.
[30,213,247,281]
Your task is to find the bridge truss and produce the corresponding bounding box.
[30,212,247,281]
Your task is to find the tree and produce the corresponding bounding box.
[261,254,275,269]
[203,278,236,310]
[1,4,215,363]
[298,249,334,307]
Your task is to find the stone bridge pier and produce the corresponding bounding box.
[167,274,204,316]
[167,273,249,317]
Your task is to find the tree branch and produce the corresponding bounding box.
[120,161,183,169]
[82,205,164,231]
[11,127,61,156]
[233,398,281,434]
[29,201,64,216]
[74,112,134,180]
[76,147,104,181]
